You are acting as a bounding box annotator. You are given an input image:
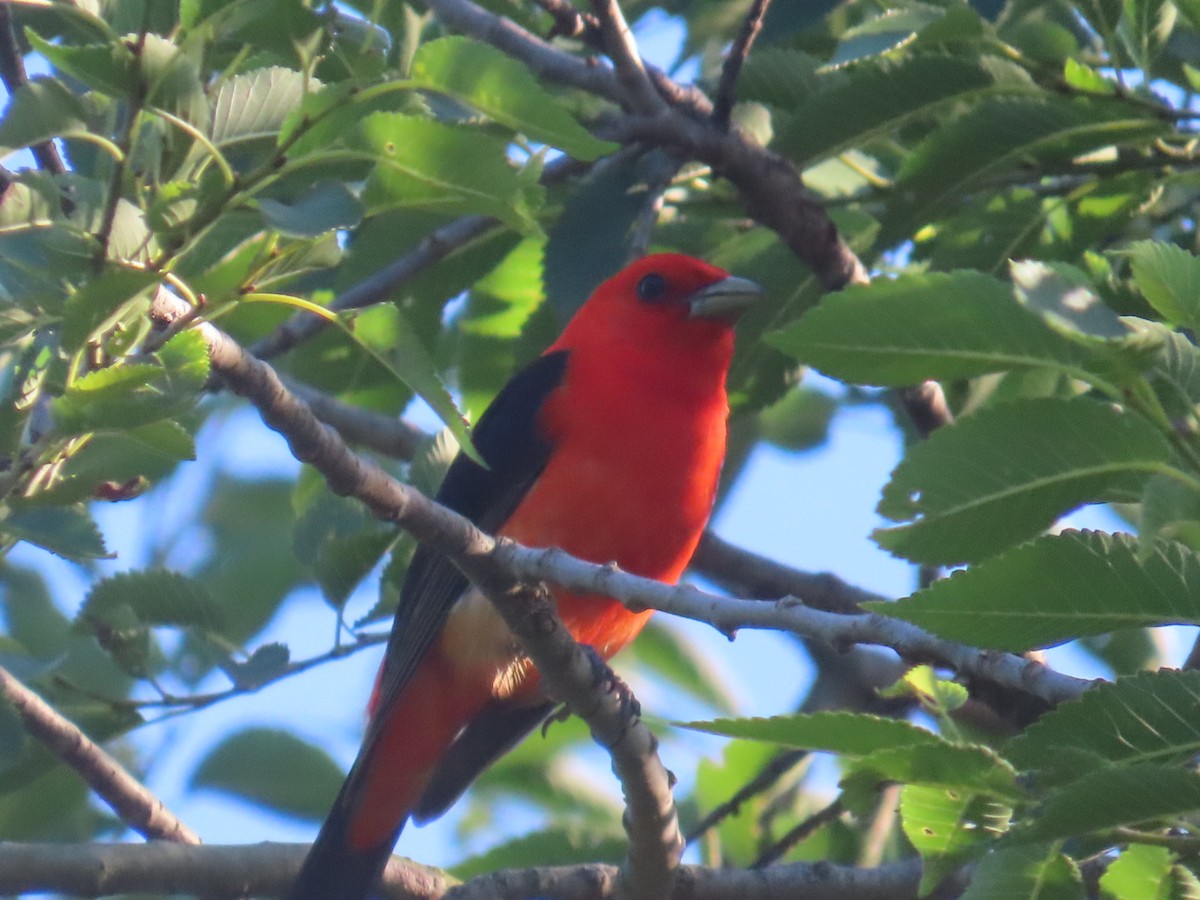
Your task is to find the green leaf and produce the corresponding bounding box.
[257,181,363,237]
[210,66,312,146]
[875,532,1200,651]
[315,529,396,609]
[874,398,1171,566]
[79,569,220,631]
[189,727,344,822]
[677,711,943,755]
[853,742,1019,797]
[410,37,615,162]
[62,269,159,353]
[776,54,1033,167]
[25,31,138,98]
[346,303,477,462]
[829,5,947,66]
[0,78,88,158]
[901,784,1010,860]
[962,843,1084,900]
[355,113,543,234]
[1009,259,1127,340]
[1141,473,1200,549]
[1062,58,1116,95]
[0,505,108,561]
[736,47,822,108]
[1025,765,1200,841]
[1100,843,1172,900]
[137,33,207,120]
[1125,241,1200,330]
[51,329,209,434]
[0,693,27,770]
[543,151,653,323]
[221,643,290,690]
[768,271,1093,386]
[1143,325,1200,422]
[880,96,1168,246]
[1008,670,1200,771]
[460,235,545,338]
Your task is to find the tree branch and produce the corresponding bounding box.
[751,797,844,869]
[0,841,928,899]
[598,112,869,290]
[711,0,772,130]
[693,531,879,615]
[0,663,199,844]
[425,0,625,103]
[499,545,1093,706]
[589,0,665,114]
[286,377,428,460]
[0,4,67,179]
[0,842,446,900]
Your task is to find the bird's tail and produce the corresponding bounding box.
[285,759,403,900]
[287,656,474,900]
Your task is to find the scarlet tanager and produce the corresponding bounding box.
[288,254,762,899]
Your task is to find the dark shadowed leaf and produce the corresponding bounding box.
[776,54,1033,167]
[189,727,344,821]
[1007,669,1200,771]
[1124,241,1200,330]
[0,78,88,158]
[257,182,363,237]
[1025,765,1200,841]
[961,843,1083,900]
[0,505,108,561]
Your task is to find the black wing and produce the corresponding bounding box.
[369,350,569,731]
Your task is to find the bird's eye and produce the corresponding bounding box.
[637,273,668,303]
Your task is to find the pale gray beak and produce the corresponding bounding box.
[688,275,765,323]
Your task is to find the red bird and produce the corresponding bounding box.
[288,254,761,899]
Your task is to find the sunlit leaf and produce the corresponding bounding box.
[875,532,1200,650]
[874,399,1170,565]
[410,37,615,161]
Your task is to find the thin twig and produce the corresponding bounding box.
[250,214,496,360]
[0,663,199,844]
[685,749,808,844]
[0,3,71,204]
[287,377,428,460]
[752,797,844,868]
[711,0,772,130]
[589,0,666,114]
[533,0,602,44]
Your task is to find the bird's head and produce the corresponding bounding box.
[554,253,763,361]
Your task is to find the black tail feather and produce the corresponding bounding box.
[286,759,405,900]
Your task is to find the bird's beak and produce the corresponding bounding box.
[687,275,764,323]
